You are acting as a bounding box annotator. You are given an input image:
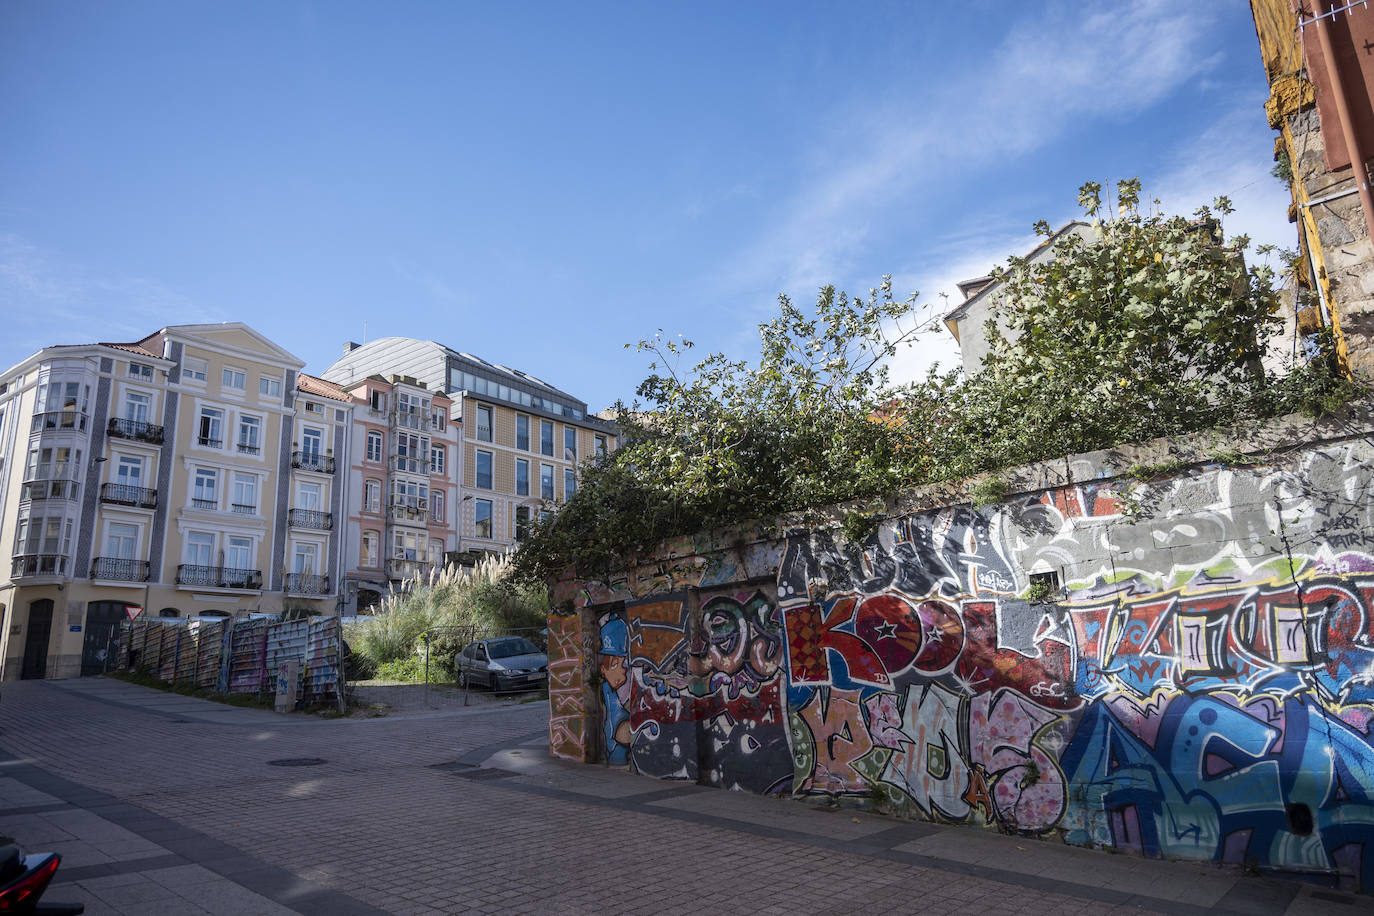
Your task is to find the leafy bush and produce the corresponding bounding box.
[513,180,1363,585]
[345,555,546,679]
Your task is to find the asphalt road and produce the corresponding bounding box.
[0,677,1363,915]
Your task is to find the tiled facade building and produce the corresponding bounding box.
[322,337,615,559]
[0,324,352,680]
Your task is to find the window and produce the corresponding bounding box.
[540,463,554,500]
[369,390,385,412]
[237,415,261,454]
[430,489,445,523]
[297,481,322,511]
[515,506,531,542]
[292,542,317,574]
[222,368,246,391]
[516,415,530,451]
[430,445,445,475]
[564,426,576,460]
[128,362,153,381]
[106,523,138,560]
[362,531,379,567]
[193,469,218,509]
[395,432,428,472]
[393,530,425,560]
[540,420,554,456]
[564,468,577,501]
[515,458,529,497]
[259,376,282,397]
[476,405,493,442]
[595,434,608,459]
[34,381,88,430]
[115,456,143,488]
[232,473,258,514]
[198,407,223,447]
[365,479,381,513]
[225,536,252,570]
[392,479,427,509]
[366,431,383,462]
[301,427,322,457]
[185,532,214,566]
[183,357,208,382]
[124,390,151,423]
[431,408,446,432]
[305,401,323,414]
[476,450,492,489]
[474,499,492,539]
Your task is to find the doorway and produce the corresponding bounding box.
[82,601,131,676]
[21,599,54,679]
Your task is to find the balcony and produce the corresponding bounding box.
[388,503,428,525]
[235,442,261,456]
[391,455,429,474]
[284,572,329,596]
[21,478,80,502]
[292,451,335,473]
[230,503,257,515]
[191,497,217,511]
[31,410,88,432]
[386,558,434,580]
[198,436,222,448]
[10,554,68,578]
[176,564,262,590]
[288,508,333,530]
[100,482,158,509]
[90,557,150,582]
[107,417,164,445]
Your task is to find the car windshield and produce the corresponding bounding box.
[488,637,540,659]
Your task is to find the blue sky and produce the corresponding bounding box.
[2,0,1291,410]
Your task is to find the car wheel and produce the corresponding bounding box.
[457,670,468,689]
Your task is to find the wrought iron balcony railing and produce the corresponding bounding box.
[236,441,261,455]
[10,554,68,577]
[191,497,217,511]
[230,503,257,515]
[288,508,333,530]
[292,451,335,473]
[21,479,80,501]
[100,482,158,509]
[107,417,164,444]
[31,410,87,432]
[90,557,150,582]
[284,572,329,595]
[176,564,262,589]
[198,436,222,448]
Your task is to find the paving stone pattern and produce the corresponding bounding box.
[0,678,1364,915]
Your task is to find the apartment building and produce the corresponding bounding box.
[321,337,615,559]
[338,374,461,613]
[0,323,351,681]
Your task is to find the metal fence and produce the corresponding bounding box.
[116,616,345,712]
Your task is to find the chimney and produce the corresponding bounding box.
[343,341,360,355]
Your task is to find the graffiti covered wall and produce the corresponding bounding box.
[549,432,1374,888]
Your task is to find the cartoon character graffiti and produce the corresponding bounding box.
[598,614,632,766]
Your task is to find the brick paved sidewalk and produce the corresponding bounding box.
[0,678,1364,915]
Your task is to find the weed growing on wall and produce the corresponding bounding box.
[513,180,1361,584]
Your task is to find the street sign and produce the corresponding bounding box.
[125,605,144,621]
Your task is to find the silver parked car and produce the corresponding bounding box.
[455,636,548,692]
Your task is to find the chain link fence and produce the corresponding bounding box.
[345,625,548,714]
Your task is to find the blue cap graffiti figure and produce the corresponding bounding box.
[598,614,632,765]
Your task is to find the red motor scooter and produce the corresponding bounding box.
[0,838,84,915]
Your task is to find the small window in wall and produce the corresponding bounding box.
[366,431,383,462]
[183,357,208,382]
[259,376,282,397]
[595,434,607,458]
[540,464,554,500]
[1027,571,1060,603]
[476,404,493,442]
[516,415,529,451]
[476,450,492,489]
[474,499,492,538]
[515,458,529,496]
[540,420,554,456]
[222,367,246,391]
[159,608,180,618]
[129,362,154,381]
[564,426,576,460]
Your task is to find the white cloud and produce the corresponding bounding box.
[716,0,1220,305]
[0,234,211,366]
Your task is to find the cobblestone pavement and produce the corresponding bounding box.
[0,678,1365,916]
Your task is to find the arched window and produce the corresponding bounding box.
[198,609,230,619]
[366,431,383,462]
[158,607,180,618]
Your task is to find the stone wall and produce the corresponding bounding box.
[549,405,1374,888]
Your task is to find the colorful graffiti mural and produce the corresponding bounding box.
[554,442,1374,888]
[548,614,588,761]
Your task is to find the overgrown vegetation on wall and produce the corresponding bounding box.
[513,180,1359,584]
[345,555,546,679]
